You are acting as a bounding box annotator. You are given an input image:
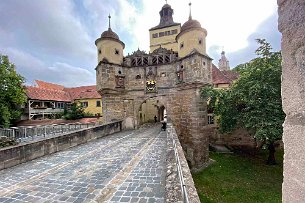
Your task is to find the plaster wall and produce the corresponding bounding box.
[177,29,207,58]
[150,25,181,53]
[96,40,124,64]
[75,98,102,115]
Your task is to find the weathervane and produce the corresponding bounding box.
[189,2,192,20]
[108,14,111,29]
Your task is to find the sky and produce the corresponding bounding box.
[0,0,281,87]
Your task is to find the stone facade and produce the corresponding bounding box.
[278,0,305,201]
[96,3,213,169]
[96,51,212,168]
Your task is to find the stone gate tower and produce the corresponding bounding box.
[96,3,212,170]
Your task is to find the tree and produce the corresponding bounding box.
[0,54,27,128]
[202,39,285,164]
[63,103,85,120]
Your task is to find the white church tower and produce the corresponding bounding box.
[218,51,230,71]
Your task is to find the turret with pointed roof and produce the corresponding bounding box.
[95,15,125,65]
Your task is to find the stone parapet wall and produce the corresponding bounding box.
[0,121,122,170]
[165,123,201,203]
[278,0,305,202]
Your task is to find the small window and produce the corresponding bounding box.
[115,49,119,55]
[203,61,206,66]
[98,49,101,54]
[164,31,171,36]
[152,33,158,38]
[159,32,165,37]
[96,101,101,107]
[180,43,184,49]
[171,29,177,35]
[56,102,65,109]
[181,65,184,69]
[118,70,122,74]
[136,75,141,79]
[199,39,202,45]
[208,115,214,125]
[81,102,88,108]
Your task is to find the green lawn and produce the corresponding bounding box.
[192,150,283,203]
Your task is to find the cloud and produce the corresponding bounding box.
[0,0,95,66]
[2,48,95,87]
[209,12,281,68]
[0,0,280,86]
[92,0,278,55]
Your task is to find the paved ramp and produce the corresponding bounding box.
[0,125,166,203]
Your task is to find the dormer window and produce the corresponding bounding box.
[115,49,119,55]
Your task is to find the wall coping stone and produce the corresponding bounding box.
[165,123,201,203]
[0,121,122,170]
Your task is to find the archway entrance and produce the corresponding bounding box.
[138,97,166,125]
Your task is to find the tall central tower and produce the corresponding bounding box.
[149,3,181,52]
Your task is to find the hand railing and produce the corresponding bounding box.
[0,122,98,143]
[169,128,190,203]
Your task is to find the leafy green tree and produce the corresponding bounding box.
[0,54,27,127]
[63,103,85,120]
[202,39,285,164]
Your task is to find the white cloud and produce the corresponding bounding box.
[0,0,95,63]
[0,0,280,86]
[84,0,277,55]
[1,47,95,87]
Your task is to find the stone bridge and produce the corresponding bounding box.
[0,122,200,203]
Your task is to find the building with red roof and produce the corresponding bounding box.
[24,81,102,120]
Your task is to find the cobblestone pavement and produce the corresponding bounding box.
[0,125,167,203]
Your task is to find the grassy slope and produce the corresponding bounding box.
[193,150,283,203]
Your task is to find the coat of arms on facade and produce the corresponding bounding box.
[145,67,157,93]
[115,75,125,88]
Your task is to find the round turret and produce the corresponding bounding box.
[176,3,207,58]
[95,15,125,65]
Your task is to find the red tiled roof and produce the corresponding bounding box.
[26,86,71,102]
[26,81,101,102]
[35,80,65,91]
[222,70,239,81]
[212,64,239,85]
[64,86,101,100]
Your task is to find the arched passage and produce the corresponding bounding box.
[136,96,167,126]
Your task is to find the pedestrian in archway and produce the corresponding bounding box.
[154,115,157,123]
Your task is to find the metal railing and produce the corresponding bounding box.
[170,128,190,203]
[0,122,101,143]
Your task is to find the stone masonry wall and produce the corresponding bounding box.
[278,0,305,202]
[97,52,212,169]
[0,121,122,170]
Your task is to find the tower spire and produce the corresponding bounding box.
[165,0,168,4]
[189,2,192,20]
[108,14,111,29]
